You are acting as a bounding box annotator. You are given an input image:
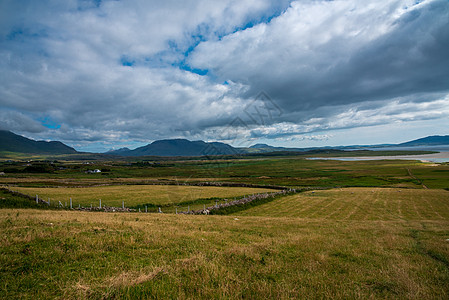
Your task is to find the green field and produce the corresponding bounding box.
[2,157,447,189]
[11,185,275,209]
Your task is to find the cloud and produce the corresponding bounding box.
[0,0,448,151]
[0,1,289,142]
[0,110,46,133]
[189,0,449,112]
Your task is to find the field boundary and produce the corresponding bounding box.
[4,180,291,190]
[2,184,302,214]
[406,167,428,189]
[185,187,331,215]
[0,187,49,205]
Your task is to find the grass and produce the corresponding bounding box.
[0,189,43,209]
[1,156,449,298]
[2,157,447,188]
[1,205,448,299]
[11,185,275,208]
[407,165,449,189]
[235,187,449,220]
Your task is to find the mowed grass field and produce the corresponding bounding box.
[236,188,449,220]
[11,185,275,208]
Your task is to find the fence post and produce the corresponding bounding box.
[145,206,147,213]
[36,195,38,204]
[99,199,101,208]
[188,205,190,213]
[122,201,124,209]
[139,208,141,212]
[48,198,50,206]
[176,207,178,214]
[70,198,72,209]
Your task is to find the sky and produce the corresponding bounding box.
[1,0,448,152]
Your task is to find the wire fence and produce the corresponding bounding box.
[1,185,306,215]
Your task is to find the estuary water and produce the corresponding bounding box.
[307,145,449,163]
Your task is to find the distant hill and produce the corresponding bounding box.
[246,143,305,153]
[250,144,272,149]
[246,135,449,153]
[108,139,240,156]
[0,130,77,155]
[106,147,131,155]
[398,135,449,146]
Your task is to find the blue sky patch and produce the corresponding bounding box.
[120,56,135,67]
[39,117,61,129]
[174,61,208,76]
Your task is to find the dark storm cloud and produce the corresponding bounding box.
[190,0,449,121]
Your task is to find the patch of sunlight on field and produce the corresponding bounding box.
[11,185,275,207]
[236,188,449,220]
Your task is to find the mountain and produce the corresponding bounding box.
[250,144,272,149]
[247,135,449,153]
[109,135,449,157]
[106,147,131,155]
[247,143,305,153]
[4,130,446,158]
[110,139,240,157]
[398,135,449,146]
[0,130,77,154]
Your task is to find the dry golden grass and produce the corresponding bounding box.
[106,267,166,288]
[1,205,448,299]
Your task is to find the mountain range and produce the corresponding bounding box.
[107,139,238,157]
[1,130,449,157]
[0,130,77,155]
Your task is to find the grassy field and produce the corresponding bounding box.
[1,156,449,298]
[1,196,448,299]
[10,185,275,209]
[236,188,449,220]
[2,157,447,189]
